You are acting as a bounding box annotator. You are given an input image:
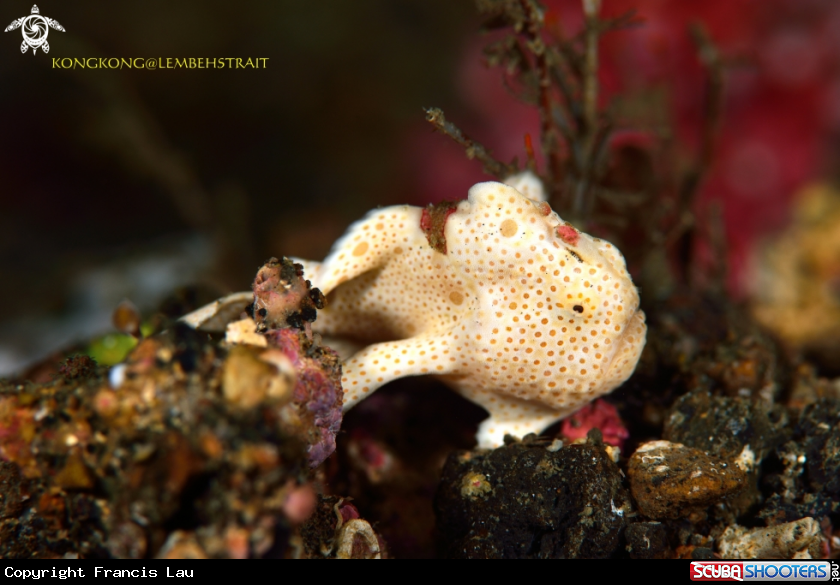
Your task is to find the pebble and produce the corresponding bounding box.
[663,389,789,461]
[435,435,629,558]
[718,517,822,559]
[627,440,746,520]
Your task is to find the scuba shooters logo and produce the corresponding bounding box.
[4,5,64,55]
[690,561,838,582]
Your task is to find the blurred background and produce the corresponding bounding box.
[0,0,474,374]
[3,0,840,376]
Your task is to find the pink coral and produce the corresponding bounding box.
[266,328,343,467]
[560,399,629,449]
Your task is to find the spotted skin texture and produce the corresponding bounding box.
[296,181,646,448]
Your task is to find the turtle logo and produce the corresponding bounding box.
[5,5,65,55]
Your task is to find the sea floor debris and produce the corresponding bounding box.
[2,270,837,558]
